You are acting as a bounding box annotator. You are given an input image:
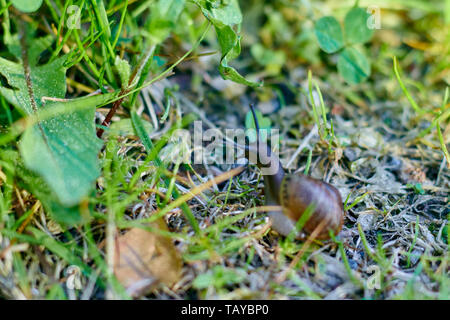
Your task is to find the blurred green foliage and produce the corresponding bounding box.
[314,7,374,84]
[11,0,43,13]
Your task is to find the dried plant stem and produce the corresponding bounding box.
[97,45,156,138]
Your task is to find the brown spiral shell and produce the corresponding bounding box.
[279,174,344,240]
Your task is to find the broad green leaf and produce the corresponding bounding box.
[0,30,105,207]
[314,16,344,53]
[218,62,260,86]
[215,25,259,86]
[193,0,261,87]
[215,24,240,59]
[245,109,271,143]
[337,47,371,84]
[344,7,374,44]
[19,102,102,207]
[193,0,242,27]
[146,0,186,44]
[11,0,43,13]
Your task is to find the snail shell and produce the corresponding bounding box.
[244,104,345,240]
[270,174,344,240]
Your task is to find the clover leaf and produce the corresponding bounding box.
[314,6,375,84]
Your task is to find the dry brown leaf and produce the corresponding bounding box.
[113,219,182,297]
[399,158,430,185]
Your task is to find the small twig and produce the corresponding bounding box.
[97,46,156,138]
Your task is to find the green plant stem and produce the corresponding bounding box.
[393,56,424,115]
[73,28,101,78]
[51,0,73,60]
[308,70,321,137]
[357,223,377,261]
[44,0,60,23]
[436,120,450,168]
[330,232,362,286]
[111,0,128,49]
[0,0,10,39]
[406,216,420,268]
[314,80,329,137]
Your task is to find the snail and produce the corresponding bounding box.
[243,105,345,240]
